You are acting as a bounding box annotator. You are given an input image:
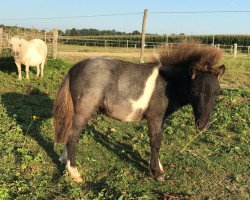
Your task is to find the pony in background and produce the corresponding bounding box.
[9,36,47,80]
[54,42,225,182]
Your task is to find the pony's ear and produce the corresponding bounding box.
[216,64,226,79]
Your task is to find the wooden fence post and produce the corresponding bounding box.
[234,43,237,59]
[52,28,58,59]
[126,40,129,52]
[44,31,47,44]
[140,9,148,63]
[0,28,3,54]
[248,46,250,55]
[105,40,107,51]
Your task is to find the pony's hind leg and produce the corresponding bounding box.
[25,64,30,79]
[66,95,100,182]
[147,117,165,181]
[59,145,67,164]
[40,59,45,77]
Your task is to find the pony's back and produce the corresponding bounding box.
[29,39,47,58]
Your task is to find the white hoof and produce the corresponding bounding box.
[72,175,83,183]
[66,160,83,183]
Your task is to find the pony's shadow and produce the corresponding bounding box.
[0,56,17,74]
[1,89,64,181]
[86,123,149,174]
[0,56,36,76]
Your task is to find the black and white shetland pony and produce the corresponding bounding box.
[54,42,225,182]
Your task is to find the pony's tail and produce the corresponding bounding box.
[54,74,74,144]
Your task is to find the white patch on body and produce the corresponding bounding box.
[126,67,159,121]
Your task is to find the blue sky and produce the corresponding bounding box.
[0,0,249,35]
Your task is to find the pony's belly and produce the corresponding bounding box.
[107,107,145,122]
[23,49,45,66]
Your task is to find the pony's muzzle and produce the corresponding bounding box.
[196,120,210,131]
[13,51,19,59]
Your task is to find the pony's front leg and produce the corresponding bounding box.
[25,64,30,79]
[15,61,22,80]
[36,65,40,77]
[147,118,165,181]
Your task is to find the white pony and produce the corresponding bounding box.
[9,36,47,80]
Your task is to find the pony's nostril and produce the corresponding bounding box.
[196,120,201,128]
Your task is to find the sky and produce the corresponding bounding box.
[0,0,249,35]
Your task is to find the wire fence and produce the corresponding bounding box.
[1,28,250,59]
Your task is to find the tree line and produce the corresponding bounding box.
[0,24,141,36]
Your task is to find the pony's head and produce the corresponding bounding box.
[9,36,24,59]
[151,41,226,131]
[190,64,225,131]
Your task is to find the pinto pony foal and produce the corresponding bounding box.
[54,43,225,182]
[9,36,47,80]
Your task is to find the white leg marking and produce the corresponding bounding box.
[59,145,67,164]
[66,160,83,183]
[158,158,164,173]
[126,67,159,121]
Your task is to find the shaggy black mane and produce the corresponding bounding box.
[151,42,223,75]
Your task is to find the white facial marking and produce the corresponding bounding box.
[126,67,159,121]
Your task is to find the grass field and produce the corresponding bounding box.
[0,51,249,199]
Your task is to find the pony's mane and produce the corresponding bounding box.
[151,41,223,74]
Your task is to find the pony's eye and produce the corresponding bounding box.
[19,44,21,47]
[191,90,197,96]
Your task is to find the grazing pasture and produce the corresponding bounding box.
[0,51,249,199]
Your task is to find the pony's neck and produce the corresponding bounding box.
[19,39,28,57]
[161,68,191,115]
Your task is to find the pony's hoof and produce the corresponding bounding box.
[72,175,83,183]
[155,174,165,182]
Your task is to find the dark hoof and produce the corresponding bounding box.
[155,174,165,182]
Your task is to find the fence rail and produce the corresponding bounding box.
[0,28,250,59]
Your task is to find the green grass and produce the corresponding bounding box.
[0,55,249,199]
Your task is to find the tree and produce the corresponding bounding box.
[132,30,140,35]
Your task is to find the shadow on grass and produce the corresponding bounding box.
[1,89,64,181]
[75,124,150,196]
[0,56,17,74]
[87,124,149,174]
